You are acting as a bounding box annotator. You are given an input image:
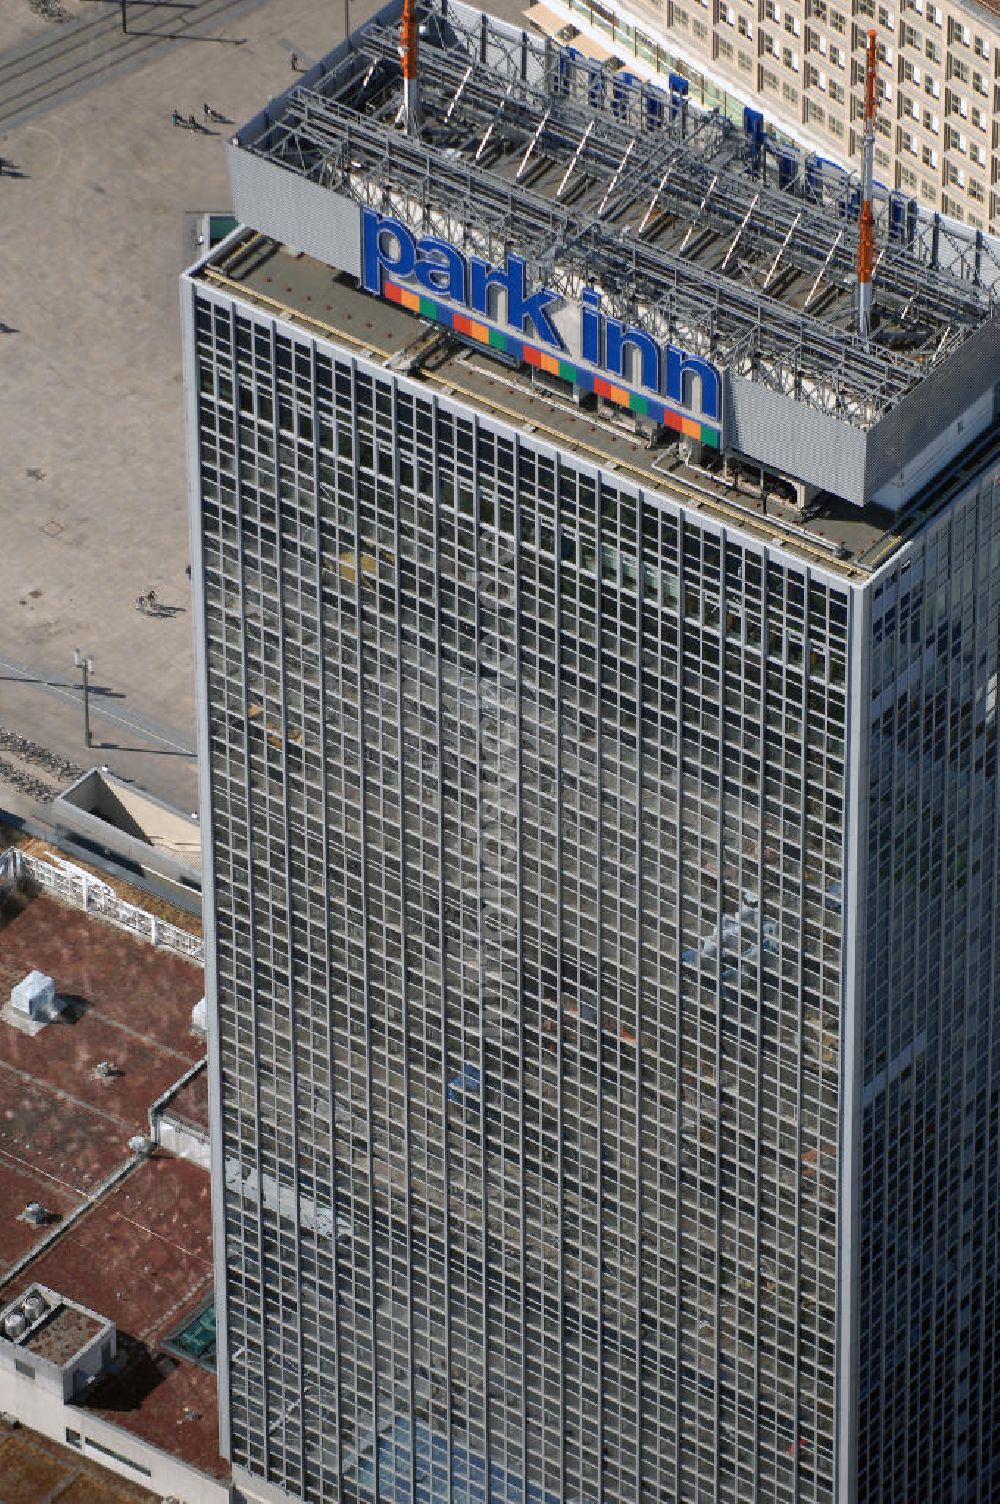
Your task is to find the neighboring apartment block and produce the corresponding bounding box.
[532,0,1000,231]
[184,5,1000,1501]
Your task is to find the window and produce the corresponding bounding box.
[951,57,970,83]
[830,7,846,29]
[83,1438,153,1478]
[973,35,990,60]
[784,12,800,34]
[970,177,984,202]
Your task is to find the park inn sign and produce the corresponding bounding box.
[361,208,723,448]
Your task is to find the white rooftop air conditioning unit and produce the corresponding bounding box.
[10,971,55,1021]
[4,1311,27,1340]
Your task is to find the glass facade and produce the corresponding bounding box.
[858,479,1000,1504]
[189,286,858,1504]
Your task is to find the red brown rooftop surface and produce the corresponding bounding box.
[0,892,205,1274]
[22,1303,105,1365]
[0,890,224,1483]
[5,1152,226,1481]
[161,1059,210,1133]
[0,1417,157,1504]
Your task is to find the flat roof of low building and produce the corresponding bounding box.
[3,1152,224,1482]
[0,890,204,1276]
[0,865,223,1484]
[22,1300,105,1365]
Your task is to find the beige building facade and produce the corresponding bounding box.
[531,0,1000,230]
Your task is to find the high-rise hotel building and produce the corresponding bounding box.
[182,6,1000,1500]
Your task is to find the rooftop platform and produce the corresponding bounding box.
[0,859,223,1488]
[221,0,1000,515]
[3,1153,223,1483]
[0,889,204,1276]
[198,232,1000,580]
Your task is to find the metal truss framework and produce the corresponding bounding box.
[243,0,1000,427]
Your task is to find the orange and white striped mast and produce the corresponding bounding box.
[399,0,421,135]
[858,28,878,340]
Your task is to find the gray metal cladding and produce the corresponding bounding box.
[724,371,869,504]
[227,147,362,281]
[862,315,1000,498]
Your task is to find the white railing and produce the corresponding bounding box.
[0,847,204,966]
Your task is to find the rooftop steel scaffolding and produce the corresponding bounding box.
[237,0,1000,427]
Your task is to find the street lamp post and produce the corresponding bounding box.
[74,650,94,749]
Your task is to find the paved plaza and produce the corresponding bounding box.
[0,0,393,816]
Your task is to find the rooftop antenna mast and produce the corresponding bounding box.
[399,0,421,136]
[857,27,878,341]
